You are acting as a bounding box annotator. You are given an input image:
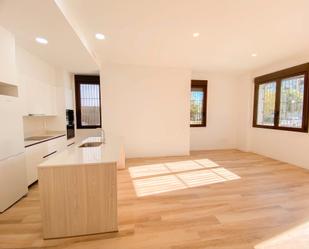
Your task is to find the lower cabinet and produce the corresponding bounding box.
[0,153,28,212]
[25,136,66,186]
[25,142,47,186]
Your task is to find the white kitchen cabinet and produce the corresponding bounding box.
[0,26,16,86]
[25,136,66,186]
[18,74,58,116]
[48,85,58,116]
[17,74,29,116]
[0,153,28,212]
[25,142,47,186]
[16,46,58,116]
[65,87,74,110]
[46,136,66,154]
[27,79,44,115]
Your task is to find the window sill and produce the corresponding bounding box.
[76,126,102,129]
[252,124,308,133]
[190,124,207,128]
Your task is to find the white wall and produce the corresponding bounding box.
[190,72,239,151]
[101,64,191,158]
[240,54,309,169]
[235,73,253,151]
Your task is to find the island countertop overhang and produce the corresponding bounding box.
[38,136,124,168]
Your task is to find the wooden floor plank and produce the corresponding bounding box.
[1,150,309,249]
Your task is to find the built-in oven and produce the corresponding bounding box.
[66,109,75,139]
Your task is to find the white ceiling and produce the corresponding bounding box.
[1,0,309,74]
[0,0,98,74]
[55,0,309,73]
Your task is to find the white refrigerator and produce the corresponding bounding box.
[0,95,28,212]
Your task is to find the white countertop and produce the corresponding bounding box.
[38,136,122,168]
[24,131,66,147]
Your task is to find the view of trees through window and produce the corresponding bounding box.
[257,82,276,126]
[80,83,101,126]
[279,75,304,128]
[190,88,204,125]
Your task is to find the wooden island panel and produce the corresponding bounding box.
[38,163,118,239]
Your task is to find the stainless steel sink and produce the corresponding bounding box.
[24,135,54,141]
[79,142,103,148]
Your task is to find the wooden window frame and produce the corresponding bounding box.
[253,63,309,133]
[75,75,102,129]
[190,80,208,127]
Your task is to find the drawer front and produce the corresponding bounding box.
[25,136,67,186]
[46,136,66,154]
[47,139,58,154]
[25,143,47,185]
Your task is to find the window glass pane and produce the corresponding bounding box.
[279,75,305,128]
[257,82,276,126]
[80,83,101,126]
[190,87,204,125]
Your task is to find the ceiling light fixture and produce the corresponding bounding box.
[95,33,105,40]
[193,32,200,38]
[251,53,257,57]
[35,37,48,44]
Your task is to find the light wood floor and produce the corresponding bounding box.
[1,150,309,249]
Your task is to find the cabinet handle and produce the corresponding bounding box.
[28,113,46,116]
[43,151,57,159]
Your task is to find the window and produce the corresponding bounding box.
[256,81,276,126]
[253,63,309,132]
[75,75,102,129]
[190,80,207,127]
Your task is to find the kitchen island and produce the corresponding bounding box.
[38,136,125,239]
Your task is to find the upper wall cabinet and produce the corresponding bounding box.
[65,87,74,110]
[16,46,58,116]
[0,26,17,86]
[18,74,57,116]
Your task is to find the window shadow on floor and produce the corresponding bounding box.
[128,159,241,197]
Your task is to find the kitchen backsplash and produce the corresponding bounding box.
[23,116,46,138]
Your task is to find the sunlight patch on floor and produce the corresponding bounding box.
[194,158,219,168]
[165,160,204,172]
[130,159,240,197]
[132,175,186,197]
[129,159,219,178]
[211,167,240,180]
[255,221,309,249]
[177,169,226,188]
[128,163,169,178]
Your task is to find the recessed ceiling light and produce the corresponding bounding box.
[251,53,257,57]
[35,37,48,44]
[95,33,105,40]
[193,32,200,38]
